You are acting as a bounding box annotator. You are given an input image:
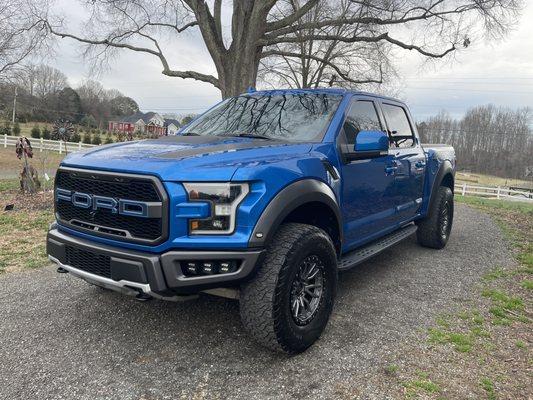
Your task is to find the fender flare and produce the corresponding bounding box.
[248,179,342,249]
[428,160,454,212]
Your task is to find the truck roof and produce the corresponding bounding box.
[247,87,403,104]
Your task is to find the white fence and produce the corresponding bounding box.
[455,183,533,202]
[2,134,97,154]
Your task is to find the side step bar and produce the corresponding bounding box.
[338,224,417,271]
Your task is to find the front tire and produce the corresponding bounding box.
[416,186,454,249]
[240,223,337,353]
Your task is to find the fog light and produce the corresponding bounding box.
[185,262,198,275]
[219,261,236,274]
[201,262,216,274]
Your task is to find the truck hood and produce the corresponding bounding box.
[61,135,313,181]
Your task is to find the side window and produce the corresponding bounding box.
[381,103,415,148]
[343,100,382,145]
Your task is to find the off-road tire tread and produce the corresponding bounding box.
[416,186,453,249]
[240,223,335,353]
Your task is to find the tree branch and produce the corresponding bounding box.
[266,0,320,32]
[261,50,383,85]
[264,3,482,40]
[145,21,199,33]
[42,20,220,87]
[262,32,456,58]
[213,0,222,39]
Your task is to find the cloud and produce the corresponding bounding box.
[45,0,533,120]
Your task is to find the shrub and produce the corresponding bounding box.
[115,131,126,142]
[31,125,41,139]
[82,132,92,144]
[80,115,97,129]
[92,133,102,145]
[12,122,21,136]
[41,127,51,139]
[70,132,81,143]
[104,134,114,144]
[0,121,10,136]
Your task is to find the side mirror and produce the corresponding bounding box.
[354,130,389,152]
[343,130,389,162]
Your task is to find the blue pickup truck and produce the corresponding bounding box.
[47,89,455,353]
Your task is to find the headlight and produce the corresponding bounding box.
[183,182,249,234]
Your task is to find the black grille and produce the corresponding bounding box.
[66,246,111,278]
[55,169,166,243]
[56,170,160,202]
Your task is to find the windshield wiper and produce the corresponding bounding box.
[219,133,275,141]
[180,132,201,136]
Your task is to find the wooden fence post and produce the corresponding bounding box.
[40,137,43,152]
[497,186,501,199]
[462,183,466,196]
[3,134,6,148]
[59,141,62,154]
[78,141,82,150]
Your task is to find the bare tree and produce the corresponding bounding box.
[418,105,533,180]
[0,1,49,81]
[259,0,395,89]
[40,0,522,98]
[17,64,68,97]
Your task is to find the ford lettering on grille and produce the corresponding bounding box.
[54,168,168,244]
[55,188,155,218]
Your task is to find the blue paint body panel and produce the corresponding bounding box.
[56,88,455,256]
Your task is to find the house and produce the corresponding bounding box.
[108,112,180,136]
[164,118,181,135]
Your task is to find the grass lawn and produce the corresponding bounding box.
[0,145,65,180]
[0,208,54,273]
[375,196,532,399]
[0,178,55,273]
[456,171,533,189]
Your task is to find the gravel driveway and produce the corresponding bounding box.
[0,204,515,399]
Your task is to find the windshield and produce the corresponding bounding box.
[181,92,342,142]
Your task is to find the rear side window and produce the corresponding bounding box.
[343,100,382,144]
[381,103,415,148]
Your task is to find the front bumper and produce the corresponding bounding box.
[47,229,264,298]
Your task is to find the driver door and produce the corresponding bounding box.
[339,98,397,251]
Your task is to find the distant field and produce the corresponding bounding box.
[456,171,532,189]
[0,146,64,180]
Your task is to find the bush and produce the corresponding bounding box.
[41,127,51,139]
[12,122,21,136]
[104,134,114,144]
[80,115,97,129]
[92,133,102,145]
[82,132,92,144]
[1,121,12,136]
[70,132,81,143]
[31,125,41,139]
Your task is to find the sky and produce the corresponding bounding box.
[45,1,533,122]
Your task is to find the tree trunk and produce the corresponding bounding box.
[208,0,271,98]
[219,48,263,98]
